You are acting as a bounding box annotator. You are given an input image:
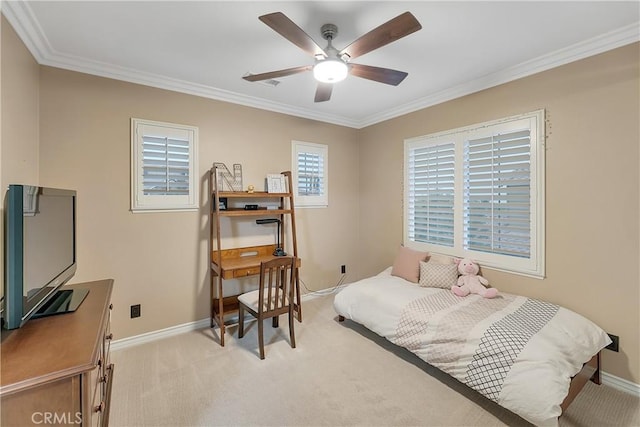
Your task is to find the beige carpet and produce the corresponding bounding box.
[111,294,639,426]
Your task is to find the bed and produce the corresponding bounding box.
[333,267,611,426]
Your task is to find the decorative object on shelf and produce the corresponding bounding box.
[247,184,255,193]
[213,162,243,192]
[266,173,286,193]
[219,197,227,211]
[256,218,287,256]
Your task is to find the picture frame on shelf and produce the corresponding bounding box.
[266,174,286,193]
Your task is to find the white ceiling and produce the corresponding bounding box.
[4,1,639,128]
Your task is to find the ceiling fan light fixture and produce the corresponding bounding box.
[248,11,421,101]
[313,59,348,83]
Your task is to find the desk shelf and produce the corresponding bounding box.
[218,208,293,217]
[208,169,301,346]
[217,191,288,198]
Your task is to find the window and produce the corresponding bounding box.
[131,118,199,212]
[292,141,328,208]
[404,110,545,277]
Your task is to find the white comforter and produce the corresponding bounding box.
[333,268,611,426]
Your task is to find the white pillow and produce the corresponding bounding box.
[419,261,459,289]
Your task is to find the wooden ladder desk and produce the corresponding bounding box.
[208,169,301,346]
[209,169,302,346]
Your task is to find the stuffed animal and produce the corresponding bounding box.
[451,258,498,299]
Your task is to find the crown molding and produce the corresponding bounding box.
[2,0,52,60]
[41,51,362,128]
[4,2,638,129]
[360,22,640,128]
[1,1,360,128]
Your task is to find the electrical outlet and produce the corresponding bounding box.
[605,333,619,352]
[341,265,346,274]
[131,304,141,319]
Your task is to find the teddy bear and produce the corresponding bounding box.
[451,258,498,298]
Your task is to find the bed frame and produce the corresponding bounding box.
[338,315,601,415]
[561,352,601,410]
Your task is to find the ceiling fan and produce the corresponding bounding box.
[243,11,422,102]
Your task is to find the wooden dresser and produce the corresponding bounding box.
[0,280,114,426]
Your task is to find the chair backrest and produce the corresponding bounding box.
[258,256,296,316]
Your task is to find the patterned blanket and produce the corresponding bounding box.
[393,291,559,402]
[333,269,611,426]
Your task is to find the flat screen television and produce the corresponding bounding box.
[3,185,87,330]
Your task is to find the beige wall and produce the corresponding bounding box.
[37,67,360,340]
[1,16,40,301]
[1,16,39,187]
[358,43,640,384]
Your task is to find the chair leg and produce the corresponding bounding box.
[238,304,245,339]
[289,310,296,349]
[258,318,265,359]
[272,316,279,328]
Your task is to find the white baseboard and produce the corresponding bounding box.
[111,318,210,351]
[111,293,323,352]
[602,371,640,397]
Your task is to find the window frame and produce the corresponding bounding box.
[131,118,199,212]
[404,110,545,278]
[291,140,328,208]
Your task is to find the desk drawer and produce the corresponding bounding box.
[233,266,261,278]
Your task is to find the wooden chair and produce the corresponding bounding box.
[237,256,297,359]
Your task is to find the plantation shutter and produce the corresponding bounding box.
[142,134,190,196]
[463,129,531,257]
[408,142,455,247]
[131,118,198,212]
[297,151,324,197]
[292,141,328,207]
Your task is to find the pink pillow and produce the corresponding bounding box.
[391,246,429,283]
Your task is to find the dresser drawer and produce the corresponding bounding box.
[94,364,114,427]
[102,305,113,372]
[90,368,102,427]
[1,377,81,426]
[233,266,261,277]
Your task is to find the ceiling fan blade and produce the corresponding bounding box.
[314,83,333,102]
[350,64,408,86]
[243,65,312,82]
[339,12,422,60]
[259,12,327,58]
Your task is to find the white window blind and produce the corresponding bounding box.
[408,142,455,247]
[464,130,531,258]
[292,141,328,207]
[142,135,190,196]
[131,118,199,212]
[404,110,545,278]
[297,151,324,197]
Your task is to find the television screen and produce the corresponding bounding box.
[25,188,74,297]
[3,185,79,329]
